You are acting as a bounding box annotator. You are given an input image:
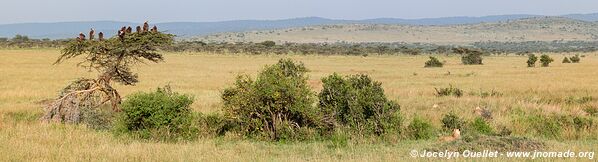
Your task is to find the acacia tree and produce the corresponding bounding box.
[43,23,174,123]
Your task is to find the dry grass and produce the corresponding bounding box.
[1,49,597,161]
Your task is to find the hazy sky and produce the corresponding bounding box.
[1,0,597,24]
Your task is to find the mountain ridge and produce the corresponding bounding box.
[1,13,598,39]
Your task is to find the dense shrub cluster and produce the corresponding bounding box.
[318,73,402,136]
[406,117,436,140]
[221,59,321,140]
[114,87,196,141]
[539,54,554,67]
[569,55,581,63]
[526,54,537,67]
[562,57,571,63]
[441,113,465,131]
[424,56,444,67]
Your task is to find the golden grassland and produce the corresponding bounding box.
[1,49,597,161]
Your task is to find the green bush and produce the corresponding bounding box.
[570,54,581,63]
[454,47,484,65]
[221,59,321,141]
[539,54,553,67]
[441,112,465,131]
[114,87,196,141]
[435,85,463,97]
[562,57,571,63]
[407,117,436,140]
[424,56,444,68]
[470,117,494,135]
[526,54,538,67]
[318,73,402,136]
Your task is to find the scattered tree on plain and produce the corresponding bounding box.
[43,22,174,123]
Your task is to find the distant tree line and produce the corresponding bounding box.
[473,41,598,54]
[2,35,598,54]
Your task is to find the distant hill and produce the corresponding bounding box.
[192,17,598,44]
[1,13,598,39]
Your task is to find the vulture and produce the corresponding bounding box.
[118,29,125,39]
[136,26,142,33]
[89,28,95,40]
[126,26,132,33]
[98,32,104,41]
[78,32,86,41]
[120,26,126,33]
[143,21,149,32]
[151,25,158,32]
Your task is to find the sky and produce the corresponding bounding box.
[1,0,597,24]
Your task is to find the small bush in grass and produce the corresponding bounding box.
[453,47,484,65]
[318,73,402,136]
[441,112,465,131]
[570,54,581,63]
[539,54,553,67]
[424,56,444,67]
[435,85,463,97]
[222,59,321,141]
[470,117,494,135]
[583,105,598,116]
[562,57,571,63]
[406,117,436,140]
[526,54,538,67]
[115,86,196,141]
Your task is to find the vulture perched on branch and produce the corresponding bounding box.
[89,28,95,40]
[143,21,149,32]
[98,32,104,41]
[151,25,158,33]
[78,32,86,41]
[126,26,132,33]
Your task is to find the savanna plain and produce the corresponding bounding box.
[1,49,597,161]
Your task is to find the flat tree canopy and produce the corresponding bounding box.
[43,23,174,123]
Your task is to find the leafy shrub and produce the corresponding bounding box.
[260,40,276,47]
[114,87,196,141]
[526,54,538,67]
[570,54,581,63]
[424,56,443,68]
[454,47,484,65]
[470,117,494,135]
[441,112,465,131]
[435,85,463,97]
[562,57,571,63]
[406,117,436,140]
[318,73,402,136]
[222,59,321,141]
[539,54,553,67]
